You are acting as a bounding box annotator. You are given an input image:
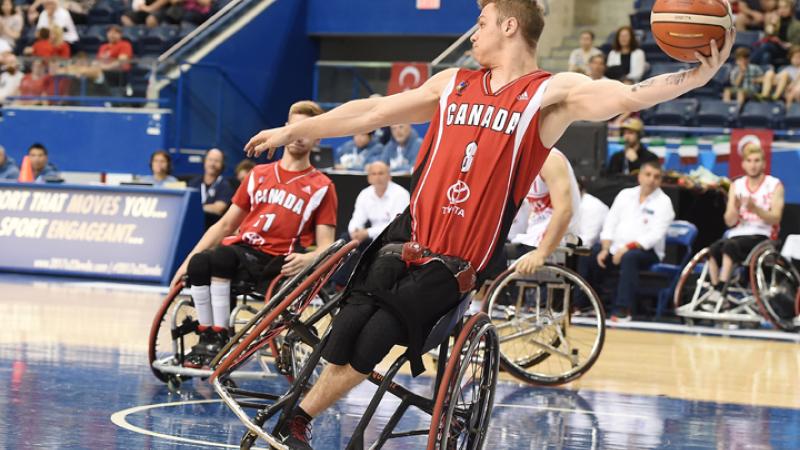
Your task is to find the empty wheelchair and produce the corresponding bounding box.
[210,274,499,449]
[482,241,605,386]
[674,240,800,329]
[147,240,354,391]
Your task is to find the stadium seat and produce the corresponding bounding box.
[785,103,800,129]
[739,101,785,129]
[733,31,761,52]
[140,26,179,55]
[696,99,738,127]
[651,221,699,317]
[650,98,698,126]
[647,62,689,78]
[694,63,731,98]
[122,26,146,54]
[640,32,661,55]
[88,1,117,25]
[75,25,106,54]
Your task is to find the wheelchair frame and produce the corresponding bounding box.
[674,240,794,327]
[483,243,606,386]
[210,250,500,449]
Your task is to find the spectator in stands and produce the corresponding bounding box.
[28,143,60,182]
[751,0,799,66]
[121,0,163,28]
[162,0,213,25]
[735,0,777,31]
[763,45,800,102]
[188,148,235,229]
[235,159,255,184]
[577,178,609,248]
[606,26,647,83]
[26,26,71,59]
[605,118,658,176]
[347,161,410,243]
[17,59,52,105]
[0,53,22,104]
[335,131,382,171]
[63,0,96,25]
[0,145,19,180]
[584,161,675,321]
[34,0,79,45]
[724,47,764,107]
[568,30,602,74]
[368,94,392,145]
[332,160,409,288]
[707,141,784,295]
[97,25,133,91]
[377,123,422,172]
[140,149,178,186]
[0,0,23,50]
[587,54,607,81]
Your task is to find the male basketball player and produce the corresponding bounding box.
[506,148,580,262]
[170,101,338,368]
[244,2,734,447]
[707,142,784,293]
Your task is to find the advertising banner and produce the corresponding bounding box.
[0,183,202,284]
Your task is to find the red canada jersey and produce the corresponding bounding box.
[411,69,552,271]
[223,162,337,255]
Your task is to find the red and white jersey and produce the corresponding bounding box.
[508,149,581,248]
[411,68,552,271]
[223,162,338,255]
[728,174,782,240]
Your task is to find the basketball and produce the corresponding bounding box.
[651,0,734,63]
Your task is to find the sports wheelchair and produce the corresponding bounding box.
[674,240,800,330]
[482,239,606,386]
[147,240,353,392]
[209,249,500,449]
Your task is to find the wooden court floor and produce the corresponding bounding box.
[2,274,799,448]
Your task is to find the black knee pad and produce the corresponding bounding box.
[209,245,239,279]
[187,252,212,286]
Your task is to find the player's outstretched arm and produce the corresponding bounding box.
[540,30,734,147]
[246,68,459,158]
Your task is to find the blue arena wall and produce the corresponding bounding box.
[162,0,318,171]
[306,0,477,36]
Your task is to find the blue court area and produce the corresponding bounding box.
[2,342,799,449]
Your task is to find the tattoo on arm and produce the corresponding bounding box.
[631,78,655,92]
[665,70,692,86]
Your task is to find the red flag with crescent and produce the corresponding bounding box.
[387,62,431,95]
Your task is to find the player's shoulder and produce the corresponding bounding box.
[306,168,335,188]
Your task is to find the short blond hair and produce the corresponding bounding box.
[289,100,324,119]
[742,144,764,159]
[477,0,545,49]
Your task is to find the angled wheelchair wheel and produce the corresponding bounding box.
[674,248,716,316]
[428,312,499,450]
[210,240,358,380]
[483,265,605,385]
[750,245,800,331]
[147,281,199,382]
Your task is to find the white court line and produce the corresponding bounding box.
[110,398,268,449]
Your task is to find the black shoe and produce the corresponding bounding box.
[206,328,230,356]
[276,415,313,450]
[183,327,216,368]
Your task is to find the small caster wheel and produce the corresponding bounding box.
[167,376,182,394]
[221,377,238,389]
[240,430,258,450]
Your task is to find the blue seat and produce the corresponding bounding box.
[698,150,717,171]
[785,103,800,128]
[640,32,662,55]
[421,294,472,353]
[696,99,737,127]
[650,98,698,126]
[739,101,785,129]
[694,64,731,98]
[88,1,116,25]
[647,62,689,78]
[651,221,699,317]
[122,26,146,54]
[74,25,106,54]
[140,26,179,55]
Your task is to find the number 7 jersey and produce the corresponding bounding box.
[223,162,338,255]
[411,68,552,272]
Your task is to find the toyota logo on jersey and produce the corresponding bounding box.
[447,180,470,204]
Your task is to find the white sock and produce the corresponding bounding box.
[210,279,231,330]
[190,285,213,328]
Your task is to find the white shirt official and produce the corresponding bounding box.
[348,181,410,239]
[578,193,609,248]
[600,186,675,260]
